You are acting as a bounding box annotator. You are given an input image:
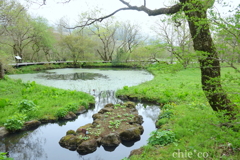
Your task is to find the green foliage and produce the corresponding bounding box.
[65,103,79,112]
[0,98,9,108]
[8,64,68,75]
[4,113,26,131]
[78,135,90,140]
[148,130,176,146]
[156,118,169,127]
[59,33,96,64]
[0,77,94,126]
[79,100,89,109]
[109,120,121,129]
[159,111,173,119]
[117,64,239,159]
[87,127,101,136]
[55,107,69,118]
[123,86,129,90]
[18,99,37,113]
[116,64,204,104]
[0,152,13,160]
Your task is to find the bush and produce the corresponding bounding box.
[17,99,37,113]
[4,113,26,131]
[148,130,176,146]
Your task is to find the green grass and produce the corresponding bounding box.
[117,63,207,104]
[117,63,240,160]
[0,76,94,127]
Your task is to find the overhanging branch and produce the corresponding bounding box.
[44,0,182,29]
[119,0,182,16]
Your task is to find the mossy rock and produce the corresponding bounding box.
[77,139,98,155]
[101,133,121,147]
[23,120,41,130]
[76,123,92,134]
[104,103,114,108]
[66,130,76,135]
[119,125,143,141]
[75,106,87,115]
[98,107,114,114]
[124,101,136,108]
[63,112,77,120]
[59,135,83,151]
[92,113,104,120]
[40,115,57,123]
[59,102,144,155]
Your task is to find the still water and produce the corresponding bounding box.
[2,68,160,160]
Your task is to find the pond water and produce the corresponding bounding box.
[1,68,160,160]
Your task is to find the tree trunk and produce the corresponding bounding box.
[0,62,4,79]
[183,4,235,114]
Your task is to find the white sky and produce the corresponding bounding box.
[19,0,239,35]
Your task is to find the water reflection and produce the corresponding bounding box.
[136,103,160,122]
[0,129,47,160]
[37,72,108,81]
[3,68,160,160]
[1,91,160,160]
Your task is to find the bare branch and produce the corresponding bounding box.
[64,1,182,29]
[119,0,182,15]
[67,8,131,29]
[56,0,72,4]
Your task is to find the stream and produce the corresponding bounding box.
[1,68,160,160]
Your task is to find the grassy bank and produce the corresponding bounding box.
[7,63,70,74]
[7,62,142,75]
[0,76,94,130]
[117,63,240,160]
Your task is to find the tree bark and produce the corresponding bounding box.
[181,1,235,114]
[0,62,4,79]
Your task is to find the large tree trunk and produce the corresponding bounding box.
[0,62,4,79]
[183,3,235,114]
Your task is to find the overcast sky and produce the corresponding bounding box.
[20,0,239,35]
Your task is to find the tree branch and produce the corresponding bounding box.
[65,1,182,29]
[119,0,182,15]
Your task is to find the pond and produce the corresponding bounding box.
[1,68,160,160]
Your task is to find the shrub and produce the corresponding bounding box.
[148,130,176,146]
[4,113,26,131]
[18,99,37,113]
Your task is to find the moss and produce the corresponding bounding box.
[66,130,76,135]
[60,103,144,154]
[76,123,92,133]
[62,134,75,141]
[124,101,136,108]
[39,115,57,123]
